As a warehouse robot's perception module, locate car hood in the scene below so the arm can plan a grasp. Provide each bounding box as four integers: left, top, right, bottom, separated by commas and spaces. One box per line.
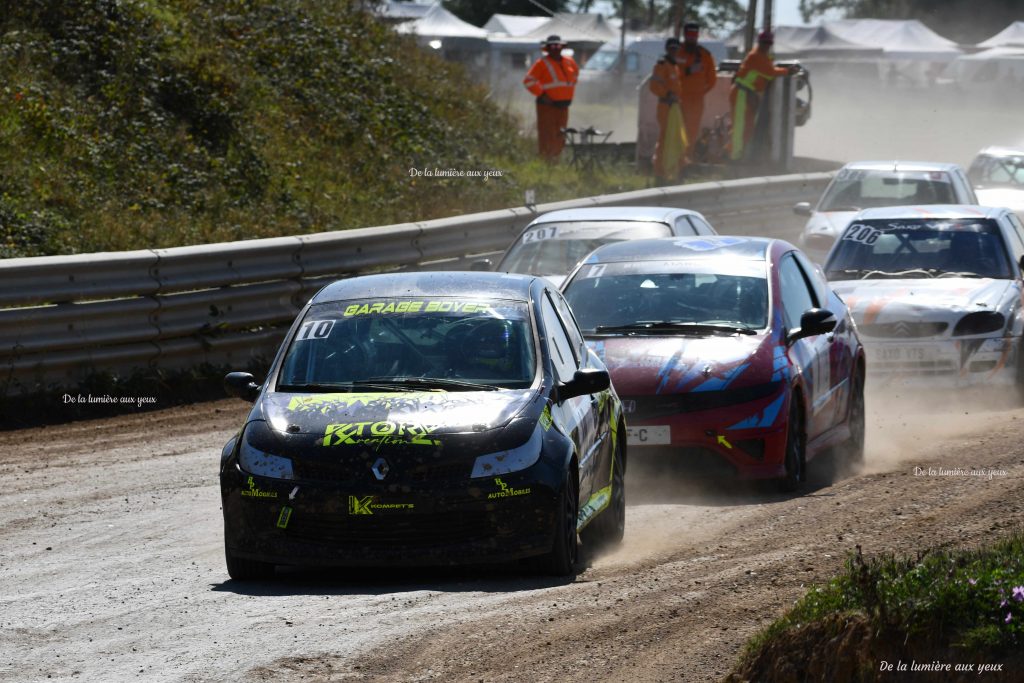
586, 333, 774, 396
831, 278, 1016, 326
261, 389, 537, 437
804, 210, 858, 240
976, 188, 1024, 212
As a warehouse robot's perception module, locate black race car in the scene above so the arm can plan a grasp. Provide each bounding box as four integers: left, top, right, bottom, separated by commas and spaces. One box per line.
220, 272, 625, 579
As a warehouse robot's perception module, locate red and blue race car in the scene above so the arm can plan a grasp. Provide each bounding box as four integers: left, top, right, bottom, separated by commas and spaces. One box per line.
561, 236, 865, 490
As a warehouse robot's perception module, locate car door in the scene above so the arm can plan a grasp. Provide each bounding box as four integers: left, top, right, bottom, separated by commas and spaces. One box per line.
794, 250, 858, 431
778, 253, 835, 440
541, 290, 602, 508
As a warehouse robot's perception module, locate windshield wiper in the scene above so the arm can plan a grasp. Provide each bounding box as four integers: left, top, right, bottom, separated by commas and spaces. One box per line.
276, 381, 399, 393
360, 377, 499, 391
932, 270, 984, 279
594, 321, 756, 335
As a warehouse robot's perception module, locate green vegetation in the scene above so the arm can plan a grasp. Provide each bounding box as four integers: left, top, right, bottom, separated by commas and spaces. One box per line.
732, 534, 1024, 680
0, 0, 648, 259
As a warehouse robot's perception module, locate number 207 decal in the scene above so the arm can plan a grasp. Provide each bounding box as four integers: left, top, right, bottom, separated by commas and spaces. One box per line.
842, 224, 881, 245
297, 319, 335, 340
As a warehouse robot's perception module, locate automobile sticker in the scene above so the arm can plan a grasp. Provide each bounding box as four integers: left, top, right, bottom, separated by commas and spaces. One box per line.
276, 506, 292, 529
347, 495, 415, 515
241, 476, 278, 499
342, 301, 494, 316
539, 405, 553, 431
522, 226, 558, 243
581, 264, 607, 279
295, 319, 335, 340
487, 477, 531, 499
842, 224, 882, 245
672, 236, 745, 252
323, 421, 441, 447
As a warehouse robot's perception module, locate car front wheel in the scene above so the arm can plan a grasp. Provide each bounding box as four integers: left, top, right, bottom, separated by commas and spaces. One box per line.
541, 469, 579, 576
225, 548, 275, 581
779, 396, 806, 493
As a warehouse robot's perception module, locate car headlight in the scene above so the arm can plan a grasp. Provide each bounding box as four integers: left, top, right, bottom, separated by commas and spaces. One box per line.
471, 424, 542, 478
239, 425, 295, 480
953, 311, 1006, 337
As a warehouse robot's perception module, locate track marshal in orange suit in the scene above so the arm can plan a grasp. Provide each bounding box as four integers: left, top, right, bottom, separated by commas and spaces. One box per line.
649, 37, 687, 181
523, 35, 579, 161
729, 30, 794, 161
677, 22, 717, 161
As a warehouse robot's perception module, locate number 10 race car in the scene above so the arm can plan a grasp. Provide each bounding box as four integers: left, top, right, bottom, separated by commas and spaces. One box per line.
219, 272, 624, 579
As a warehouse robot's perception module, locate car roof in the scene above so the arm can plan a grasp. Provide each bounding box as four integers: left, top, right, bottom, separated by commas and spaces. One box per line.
580, 236, 776, 263
840, 160, 963, 173
311, 272, 539, 304
526, 206, 701, 225
974, 146, 1024, 159
853, 205, 1007, 221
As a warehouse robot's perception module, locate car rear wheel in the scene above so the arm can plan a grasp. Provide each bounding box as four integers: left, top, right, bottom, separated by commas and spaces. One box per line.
580, 439, 625, 550
541, 469, 579, 576
779, 396, 806, 493
225, 548, 275, 581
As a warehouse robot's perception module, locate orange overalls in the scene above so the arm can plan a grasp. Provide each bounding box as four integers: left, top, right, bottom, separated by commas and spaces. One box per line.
677, 44, 717, 159
649, 56, 686, 180
523, 55, 579, 160
729, 47, 789, 161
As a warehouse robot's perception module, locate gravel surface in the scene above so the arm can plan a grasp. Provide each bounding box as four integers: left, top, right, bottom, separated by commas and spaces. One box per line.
1, 392, 1022, 682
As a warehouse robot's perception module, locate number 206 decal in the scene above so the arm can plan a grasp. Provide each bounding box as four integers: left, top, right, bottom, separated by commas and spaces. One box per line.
842, 224, 881, 245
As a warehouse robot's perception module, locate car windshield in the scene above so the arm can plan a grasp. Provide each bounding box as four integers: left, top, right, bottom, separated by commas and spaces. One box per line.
563, 260, 769, 333
818, 170, 956, 211
498, 221, 673, 277
278, 299, 536, 390
968, 154, 1024, 190
825, 218, 1011, 280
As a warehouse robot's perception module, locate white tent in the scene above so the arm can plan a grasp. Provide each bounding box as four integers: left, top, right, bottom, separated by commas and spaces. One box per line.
396, 4, 488, 39
826, 19, 960, 60
520, 13, 618, 44
726, 24, 881, 57
946, 46, 1024, 87
979, 21, 1024, 49
483, 13, 549, 38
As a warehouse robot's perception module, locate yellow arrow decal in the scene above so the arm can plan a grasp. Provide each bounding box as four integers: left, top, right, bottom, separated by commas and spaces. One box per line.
717, 435, 733, 449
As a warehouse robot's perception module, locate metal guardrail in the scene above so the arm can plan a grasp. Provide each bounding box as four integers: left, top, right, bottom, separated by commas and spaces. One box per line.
0, 173, 831, 394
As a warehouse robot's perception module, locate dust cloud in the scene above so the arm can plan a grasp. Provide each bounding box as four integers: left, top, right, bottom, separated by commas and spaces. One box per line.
863, 384, 1021, 475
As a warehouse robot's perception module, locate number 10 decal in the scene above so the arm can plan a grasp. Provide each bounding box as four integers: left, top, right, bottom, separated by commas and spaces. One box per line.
297, 320, 335, 340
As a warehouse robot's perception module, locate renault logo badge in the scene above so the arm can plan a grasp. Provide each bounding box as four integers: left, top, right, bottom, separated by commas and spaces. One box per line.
371, 457, 390, 481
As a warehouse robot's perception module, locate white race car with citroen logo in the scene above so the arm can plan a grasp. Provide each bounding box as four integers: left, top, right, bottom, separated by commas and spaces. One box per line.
824, 205, 1024, 390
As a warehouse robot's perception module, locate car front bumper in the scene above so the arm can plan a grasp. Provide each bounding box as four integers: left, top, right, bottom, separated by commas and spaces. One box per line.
221, 463, 562, 567
863, 336, 1019, 389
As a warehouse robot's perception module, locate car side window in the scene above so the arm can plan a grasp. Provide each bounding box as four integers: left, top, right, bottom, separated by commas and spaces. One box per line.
1003, 213, 1024, 267
778, 253, 817, 330
542, 296, 578, 383
692, 217, 715, 235
549, 290, 587, 362
674, 216, 698, 235
792, 251, 826, 306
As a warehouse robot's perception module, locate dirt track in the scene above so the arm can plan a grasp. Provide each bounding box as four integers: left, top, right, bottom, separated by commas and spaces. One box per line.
1, 391, 1022, 682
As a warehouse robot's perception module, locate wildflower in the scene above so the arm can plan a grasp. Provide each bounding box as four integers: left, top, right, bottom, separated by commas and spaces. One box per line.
968, 578, 977, 586
1013, 586, 1024, 602
1001, 600, 1009, 608
1005, 612, 1012, 624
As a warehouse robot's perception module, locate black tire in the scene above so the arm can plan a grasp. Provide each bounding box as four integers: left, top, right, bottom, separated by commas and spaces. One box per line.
580, 439, 625, 550
225, 547, 275, 581
542, 469, 579, 576
840, 370, 866, 467
779, 395, 807, 493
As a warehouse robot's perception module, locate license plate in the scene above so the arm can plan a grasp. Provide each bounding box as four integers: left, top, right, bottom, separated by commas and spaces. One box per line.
626, 425, 670, 445
875, 346, 937, 362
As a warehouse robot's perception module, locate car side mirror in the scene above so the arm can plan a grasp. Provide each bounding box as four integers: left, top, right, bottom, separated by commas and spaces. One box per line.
789, 308, 837, 343
793, 202, 813, 217
470, 259, 492, 272
224, 372, 261, 401
556, 368, 610, 402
